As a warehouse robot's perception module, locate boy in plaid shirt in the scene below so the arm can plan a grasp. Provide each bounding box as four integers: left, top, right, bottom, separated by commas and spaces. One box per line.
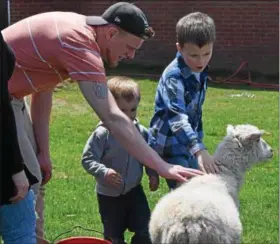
149, 12, 219, 190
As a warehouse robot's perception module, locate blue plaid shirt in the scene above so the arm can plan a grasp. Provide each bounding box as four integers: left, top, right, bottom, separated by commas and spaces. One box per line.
148, 52, 208, 158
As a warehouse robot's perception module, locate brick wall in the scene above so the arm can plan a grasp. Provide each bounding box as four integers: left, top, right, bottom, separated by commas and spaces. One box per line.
10, 0, 279, 75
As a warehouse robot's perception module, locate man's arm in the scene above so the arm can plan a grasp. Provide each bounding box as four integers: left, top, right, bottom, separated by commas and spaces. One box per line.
30, 90, 53, 184
78, 80, 204, 181
78, 81, 162, 170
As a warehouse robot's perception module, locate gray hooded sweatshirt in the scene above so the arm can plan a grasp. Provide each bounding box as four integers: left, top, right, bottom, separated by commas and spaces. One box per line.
81, 119, 158, 196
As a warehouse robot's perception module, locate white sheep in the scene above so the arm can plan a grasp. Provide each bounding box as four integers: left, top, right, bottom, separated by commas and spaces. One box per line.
149, 124, 273, 244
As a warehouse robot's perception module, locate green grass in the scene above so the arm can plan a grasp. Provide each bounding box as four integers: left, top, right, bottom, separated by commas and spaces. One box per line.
45, 80, 278, 244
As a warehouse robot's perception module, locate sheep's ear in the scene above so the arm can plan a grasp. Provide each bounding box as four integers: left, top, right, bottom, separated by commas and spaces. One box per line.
226, 124, 235, 135
234, 137, 242, 148
245, 131, 263, 141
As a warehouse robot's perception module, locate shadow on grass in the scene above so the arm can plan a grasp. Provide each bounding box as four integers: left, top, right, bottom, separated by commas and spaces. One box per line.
58, 63, 278, 93
106, 63, 278, 92
207, 82, 278, 92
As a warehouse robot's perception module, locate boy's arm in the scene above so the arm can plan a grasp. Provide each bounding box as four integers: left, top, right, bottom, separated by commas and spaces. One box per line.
139, 124, 159, 177
145, 166, 159, 177
162, 76, 205, 156
81, 127, 109, 179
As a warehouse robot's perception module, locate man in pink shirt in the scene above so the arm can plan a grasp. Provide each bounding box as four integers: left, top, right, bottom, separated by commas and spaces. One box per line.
3, 2, 203, 243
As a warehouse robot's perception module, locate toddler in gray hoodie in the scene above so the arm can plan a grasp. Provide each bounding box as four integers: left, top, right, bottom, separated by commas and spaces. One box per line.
81, 76, 159, 244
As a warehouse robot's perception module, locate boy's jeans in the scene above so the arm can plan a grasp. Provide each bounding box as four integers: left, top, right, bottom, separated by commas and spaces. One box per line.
0, 190, 36, 244
97, 185, 152, 244
164, 155, 198, 190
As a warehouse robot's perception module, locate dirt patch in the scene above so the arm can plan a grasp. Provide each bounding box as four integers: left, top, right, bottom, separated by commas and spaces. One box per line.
53, 98, 68, 107
53, 171, 68, 179
71, 104, 90, 115
53, 98, 90, 115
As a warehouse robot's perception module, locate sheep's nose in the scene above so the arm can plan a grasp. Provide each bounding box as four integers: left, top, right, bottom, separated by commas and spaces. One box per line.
269, 148, 273, 157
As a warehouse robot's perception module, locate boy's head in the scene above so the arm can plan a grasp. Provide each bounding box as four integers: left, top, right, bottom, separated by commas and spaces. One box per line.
176, 12, 216, 72
107, 76, 140, 121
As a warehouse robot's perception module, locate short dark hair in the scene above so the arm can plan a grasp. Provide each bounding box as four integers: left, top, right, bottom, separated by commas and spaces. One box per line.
176, 12, 216, 48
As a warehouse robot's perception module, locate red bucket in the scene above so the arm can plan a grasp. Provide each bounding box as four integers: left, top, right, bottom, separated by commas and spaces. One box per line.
53, 226, 112, 244
56, 236, 111, 244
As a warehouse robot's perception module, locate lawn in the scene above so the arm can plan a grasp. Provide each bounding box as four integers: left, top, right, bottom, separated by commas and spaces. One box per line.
45, 79, 278, 244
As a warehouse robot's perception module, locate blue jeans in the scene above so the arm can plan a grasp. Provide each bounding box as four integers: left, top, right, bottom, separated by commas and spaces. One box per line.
164, 155, 198, 190
0, 190, 36, 244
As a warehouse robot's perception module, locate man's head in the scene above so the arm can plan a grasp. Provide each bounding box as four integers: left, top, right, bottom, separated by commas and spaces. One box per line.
176, 12, 216, 72
107, 76, 140, 121
87, 2, 155, 68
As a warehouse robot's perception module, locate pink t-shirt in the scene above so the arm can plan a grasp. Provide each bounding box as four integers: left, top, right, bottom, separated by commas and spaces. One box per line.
2, 12, 106, 99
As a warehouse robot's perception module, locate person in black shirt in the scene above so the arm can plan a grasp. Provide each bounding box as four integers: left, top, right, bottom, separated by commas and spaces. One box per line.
0, 31, 38, 243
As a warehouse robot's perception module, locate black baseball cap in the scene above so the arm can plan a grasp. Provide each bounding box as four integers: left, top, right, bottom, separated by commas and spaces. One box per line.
86, 2, 155, 40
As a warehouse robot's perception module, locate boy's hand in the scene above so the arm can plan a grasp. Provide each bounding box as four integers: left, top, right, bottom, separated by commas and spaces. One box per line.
196, 150, 219, 174
149, 176, 159, 191
104, 169, 123, 186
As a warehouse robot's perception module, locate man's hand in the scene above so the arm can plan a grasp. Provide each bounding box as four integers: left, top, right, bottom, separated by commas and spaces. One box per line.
104, 169, 123, 187
149, 176, 159, 191
157, 163, 205, 182
38, 153, 53, 185
10, 170, 29, 203
196, 150, 219, 174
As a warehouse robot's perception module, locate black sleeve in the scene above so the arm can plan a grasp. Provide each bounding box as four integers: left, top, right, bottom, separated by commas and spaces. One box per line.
0, 32, 25, 175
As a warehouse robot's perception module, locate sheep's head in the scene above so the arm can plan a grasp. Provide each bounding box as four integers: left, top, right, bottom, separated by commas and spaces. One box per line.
224, 124, 273, 165
214, 124, 273, 172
